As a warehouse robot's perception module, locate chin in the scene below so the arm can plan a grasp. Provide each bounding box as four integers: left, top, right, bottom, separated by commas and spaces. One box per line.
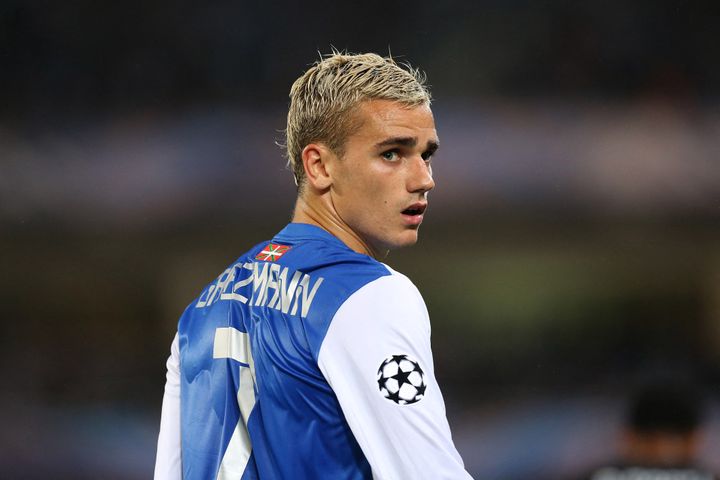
385, 231, 420, 251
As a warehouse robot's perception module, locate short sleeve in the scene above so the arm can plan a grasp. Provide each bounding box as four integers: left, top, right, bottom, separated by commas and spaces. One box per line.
317, 273, 473, 480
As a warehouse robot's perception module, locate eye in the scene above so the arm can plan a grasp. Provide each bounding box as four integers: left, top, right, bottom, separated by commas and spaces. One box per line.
421, 147, 437, 162
422, 143, 439, 162
381, 150, 400, 162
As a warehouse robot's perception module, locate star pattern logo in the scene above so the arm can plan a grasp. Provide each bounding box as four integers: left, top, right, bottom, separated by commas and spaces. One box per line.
376, 354, 427, 405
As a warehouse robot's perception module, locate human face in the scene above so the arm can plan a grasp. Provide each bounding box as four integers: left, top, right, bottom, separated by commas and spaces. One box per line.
328, 99, 438, 256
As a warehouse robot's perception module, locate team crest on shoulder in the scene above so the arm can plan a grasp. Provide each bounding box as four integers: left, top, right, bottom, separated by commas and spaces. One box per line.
377, 354, 426, 405
255, 243, 291, 262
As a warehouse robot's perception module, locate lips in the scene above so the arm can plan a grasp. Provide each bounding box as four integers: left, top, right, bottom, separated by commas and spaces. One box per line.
402, 202, 427, 216
401, 203, 427, 227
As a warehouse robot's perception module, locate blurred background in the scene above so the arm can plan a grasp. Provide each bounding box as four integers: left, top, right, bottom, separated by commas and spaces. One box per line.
2, 1, 719, 478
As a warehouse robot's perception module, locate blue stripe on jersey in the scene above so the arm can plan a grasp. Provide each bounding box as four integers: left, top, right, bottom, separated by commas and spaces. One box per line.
178, 223, 391, 479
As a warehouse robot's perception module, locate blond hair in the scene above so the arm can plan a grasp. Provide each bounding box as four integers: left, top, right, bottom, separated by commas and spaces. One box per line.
285, 52, 431, 188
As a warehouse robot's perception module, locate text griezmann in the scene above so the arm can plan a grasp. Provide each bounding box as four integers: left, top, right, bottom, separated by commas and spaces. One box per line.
196, 262, 324, 318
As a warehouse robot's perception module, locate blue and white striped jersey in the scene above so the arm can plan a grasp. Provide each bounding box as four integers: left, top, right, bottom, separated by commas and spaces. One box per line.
155, 223, 471, 479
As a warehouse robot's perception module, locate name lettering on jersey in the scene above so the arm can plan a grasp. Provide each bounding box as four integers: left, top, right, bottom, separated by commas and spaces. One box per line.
196, 262, 324, 318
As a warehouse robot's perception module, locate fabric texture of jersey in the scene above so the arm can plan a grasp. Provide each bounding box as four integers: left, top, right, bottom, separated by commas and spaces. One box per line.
154, 223, 472, 480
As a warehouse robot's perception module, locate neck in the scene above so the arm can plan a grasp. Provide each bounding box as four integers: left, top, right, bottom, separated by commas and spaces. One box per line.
292, 194, 384, 259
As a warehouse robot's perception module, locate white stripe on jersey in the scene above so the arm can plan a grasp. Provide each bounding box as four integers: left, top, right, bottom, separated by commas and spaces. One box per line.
213, 327, 252, 364
213, 327, 257, 480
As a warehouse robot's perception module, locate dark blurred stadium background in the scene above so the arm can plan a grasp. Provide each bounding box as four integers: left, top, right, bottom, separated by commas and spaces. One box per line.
2, 1, 719, 478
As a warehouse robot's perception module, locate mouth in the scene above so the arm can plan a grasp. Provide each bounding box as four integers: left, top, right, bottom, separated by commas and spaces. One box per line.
402, 206, 425, 216
401, 202, 427, 225
402, 202, 427, 216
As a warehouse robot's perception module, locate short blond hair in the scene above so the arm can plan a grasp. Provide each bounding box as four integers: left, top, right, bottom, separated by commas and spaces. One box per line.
285, 52, 431, 188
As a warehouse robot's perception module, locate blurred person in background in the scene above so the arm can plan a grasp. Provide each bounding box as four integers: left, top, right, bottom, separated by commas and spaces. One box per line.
153, 52, 472, 479
581, 377, 716, 480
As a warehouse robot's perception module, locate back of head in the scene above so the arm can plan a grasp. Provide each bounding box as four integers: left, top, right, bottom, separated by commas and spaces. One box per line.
285, 52, 431, 189
621, 378, 706, 469
626, 379, 703, 436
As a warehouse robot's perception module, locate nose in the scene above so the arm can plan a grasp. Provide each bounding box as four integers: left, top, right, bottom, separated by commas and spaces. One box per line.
408, 156, 435, 194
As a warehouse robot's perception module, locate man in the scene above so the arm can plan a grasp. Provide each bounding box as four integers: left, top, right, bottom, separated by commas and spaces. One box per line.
154, 52, 472, 479
582, 379, 716, 480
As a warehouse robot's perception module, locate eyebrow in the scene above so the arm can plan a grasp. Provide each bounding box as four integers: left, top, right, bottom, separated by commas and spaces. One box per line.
375, 136, 440, 153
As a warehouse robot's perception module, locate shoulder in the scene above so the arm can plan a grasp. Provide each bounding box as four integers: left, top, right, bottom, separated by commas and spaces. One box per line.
342, 266, 426, 314
378, 264, 423, 297
319, 265, 431, 360
274, 231, 399, 309
285, 238, 390, 281
295, 258, 427, 361
331, 268, 429, 331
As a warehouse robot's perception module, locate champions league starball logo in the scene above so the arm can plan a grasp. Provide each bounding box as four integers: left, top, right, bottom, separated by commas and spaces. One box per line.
377, 354, 426, 405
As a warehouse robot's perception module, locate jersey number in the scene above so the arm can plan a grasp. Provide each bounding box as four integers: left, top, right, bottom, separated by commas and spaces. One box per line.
213, 327, 257, 479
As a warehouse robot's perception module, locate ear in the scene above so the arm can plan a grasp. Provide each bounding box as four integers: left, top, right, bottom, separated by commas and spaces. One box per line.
301, 143, 334, 190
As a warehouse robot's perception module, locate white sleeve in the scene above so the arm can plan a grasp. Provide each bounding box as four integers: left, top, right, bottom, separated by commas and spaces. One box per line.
154, 333, 182, 480
317, 272, 473, 480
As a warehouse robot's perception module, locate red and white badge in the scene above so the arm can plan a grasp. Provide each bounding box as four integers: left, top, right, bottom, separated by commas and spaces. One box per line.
255, 243, 291, 262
